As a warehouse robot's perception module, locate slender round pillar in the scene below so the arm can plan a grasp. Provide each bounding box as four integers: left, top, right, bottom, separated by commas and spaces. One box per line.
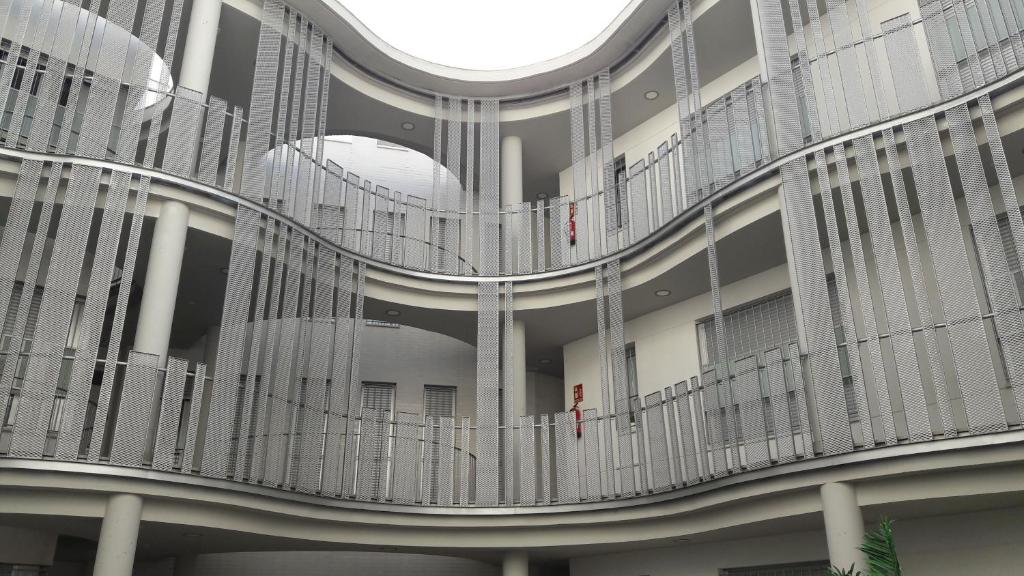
512, 320, 527, 416
511, 319, 527, 502
501, 135, 523, 208
502, 551, 529, 576
179, 0, 223, 94
93, 494, 143, 576
135, 200, 190, 367
821, 482, 866, 572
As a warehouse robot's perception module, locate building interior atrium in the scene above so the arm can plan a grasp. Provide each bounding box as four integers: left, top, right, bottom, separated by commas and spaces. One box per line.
0, 0, 1024, 574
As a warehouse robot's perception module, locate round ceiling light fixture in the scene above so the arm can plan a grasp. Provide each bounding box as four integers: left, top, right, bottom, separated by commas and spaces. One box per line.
536, 193, 548, 200
401, 121, 415, 131
539, 358, 552, 365
385, 309, 401, 317
655, 289, 672, 297
644, 90, 659, 100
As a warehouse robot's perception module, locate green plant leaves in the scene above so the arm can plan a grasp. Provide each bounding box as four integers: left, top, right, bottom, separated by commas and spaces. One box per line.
859, 517, 901, 576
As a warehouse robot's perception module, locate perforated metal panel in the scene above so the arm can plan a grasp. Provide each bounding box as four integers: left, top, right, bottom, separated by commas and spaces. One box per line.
10, 165, 100, 458
535, 204, 547, 272
539, 413, 551, 504
203, 207, 261, 477
88, 174, 153, 460
903, 117, 1006, 434
519, 415, 536, 505
475, 282, 500, 505
882, 15, 930, 112
321, 257, 354, 496
764, 347, 795, 463
779, 158, 852, 454
180, 364, 207, 474
53, 166, 128, 460
341, 262, 367, 496
605, 261, 635, 494
948, 102, 1024, 425
580, 408, 601, 500
593, 268, 614, 497
756, 0, 803, 154
110, 352, 159, 467
459, 416, 471, 504
673, 381, 699, 482
644, 391, 671, 490
163, 87, 204, 177
813, 149, 877, 445
389, 412, 419, 504
553, 411, 580, 503
296, 245, 335, 494
356, 407, 386, 501
420, 416, 436, 504
502, 282, 515, 504
733, 355, 770, 469
979, 95, 1024, 418
880, 128, 956, 437
853, 136, 933, 442
152, 358, 188, 471
479, 99, 500, 276
598, 71, 618, 250
198, 98, 227, 187
436, 416, 455, 506
705, 205, 739, 471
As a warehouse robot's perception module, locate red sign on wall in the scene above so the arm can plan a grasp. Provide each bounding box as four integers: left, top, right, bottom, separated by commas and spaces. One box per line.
573, 383, 584, 404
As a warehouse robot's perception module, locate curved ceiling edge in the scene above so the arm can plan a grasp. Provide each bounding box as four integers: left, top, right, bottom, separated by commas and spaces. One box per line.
271, 0, 677, 99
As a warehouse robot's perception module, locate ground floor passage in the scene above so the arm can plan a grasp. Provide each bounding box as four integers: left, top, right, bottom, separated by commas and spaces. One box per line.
0, 503, 1021, 576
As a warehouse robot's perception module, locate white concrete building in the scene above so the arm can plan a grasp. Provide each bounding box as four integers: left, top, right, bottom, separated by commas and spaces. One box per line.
0, 0, 1023, 575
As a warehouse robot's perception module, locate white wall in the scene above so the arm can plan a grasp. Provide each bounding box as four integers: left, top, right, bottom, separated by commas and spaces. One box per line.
562, 263, 791, 413
570, 505, 1024, 576
361, 323, 477, 421
527, 370, 565, 414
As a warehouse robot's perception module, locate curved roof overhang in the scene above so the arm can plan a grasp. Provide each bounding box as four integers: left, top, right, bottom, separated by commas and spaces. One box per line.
286, 0, 677, 99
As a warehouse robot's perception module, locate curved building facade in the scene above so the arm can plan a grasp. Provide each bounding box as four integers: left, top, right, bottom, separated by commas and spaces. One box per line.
1, 0, 1024, 574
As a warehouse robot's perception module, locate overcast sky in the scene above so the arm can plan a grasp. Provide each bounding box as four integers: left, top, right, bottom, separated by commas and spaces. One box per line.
340, 0, 633, 71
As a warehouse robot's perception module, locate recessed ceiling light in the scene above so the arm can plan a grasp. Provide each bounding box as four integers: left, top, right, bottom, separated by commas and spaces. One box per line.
536, 193, 548, 200
401, 121, 415, 131
539, 358, 552, 364
385, 309, 401, 317
644, 90, 659, 100
655, 289, 671, 297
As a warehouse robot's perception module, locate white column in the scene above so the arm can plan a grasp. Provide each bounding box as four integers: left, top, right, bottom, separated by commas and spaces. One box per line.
135, 200, 190, 367
93, 494, 143, 576
821, 482, 866, 572
513, 320, 527, 416
501, 135, 524, 208
502, 551, 529, 576
511, 319, 526, 503
179, 0, 223, 94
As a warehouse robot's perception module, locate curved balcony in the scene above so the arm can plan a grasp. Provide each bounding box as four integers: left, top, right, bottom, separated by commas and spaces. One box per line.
1, 0, 1024, 532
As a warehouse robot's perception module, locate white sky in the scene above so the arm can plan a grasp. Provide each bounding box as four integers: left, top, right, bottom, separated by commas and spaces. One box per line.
340, 0, 634, 71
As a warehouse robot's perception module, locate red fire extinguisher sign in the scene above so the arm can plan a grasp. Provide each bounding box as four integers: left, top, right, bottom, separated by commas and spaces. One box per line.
572, 384, 584, 438
569, 202, 577, 245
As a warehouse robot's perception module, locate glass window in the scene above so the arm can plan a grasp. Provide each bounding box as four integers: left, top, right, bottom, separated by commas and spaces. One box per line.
423, 385, 456, 418
625, 343, 639, 423
947, 14, 969, 61
613, 154, 626, 229
965, 5, 990, 46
